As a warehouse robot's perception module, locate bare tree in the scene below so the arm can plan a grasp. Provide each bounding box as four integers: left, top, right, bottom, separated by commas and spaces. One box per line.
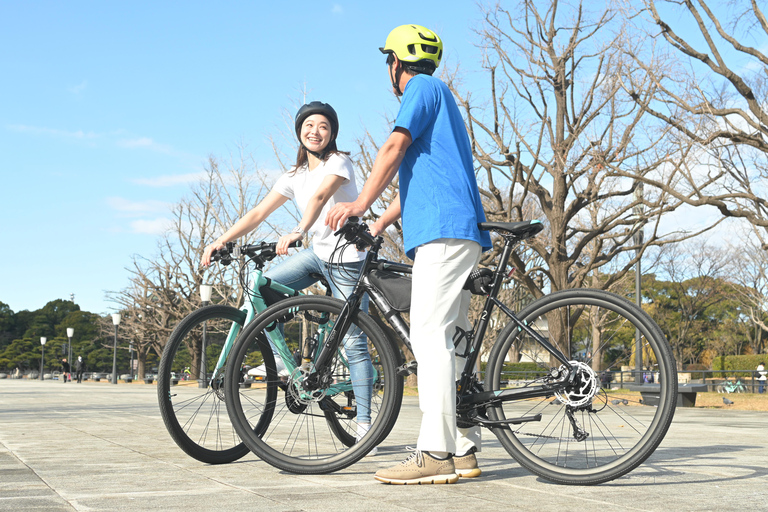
109, 151, 288, 375
651, 241, 731, 367
727, 226, 768, 353
443, 0, 713, 361
629, 0, 768, 232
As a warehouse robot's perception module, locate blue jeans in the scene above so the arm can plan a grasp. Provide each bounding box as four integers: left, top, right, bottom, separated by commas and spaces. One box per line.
266, 248, 373, 423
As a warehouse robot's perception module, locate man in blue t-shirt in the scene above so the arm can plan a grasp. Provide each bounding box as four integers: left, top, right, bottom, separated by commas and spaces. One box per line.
326, 24, 491, 485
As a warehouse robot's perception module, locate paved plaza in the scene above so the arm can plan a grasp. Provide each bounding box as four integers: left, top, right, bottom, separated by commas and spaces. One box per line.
0, 379, 766, 511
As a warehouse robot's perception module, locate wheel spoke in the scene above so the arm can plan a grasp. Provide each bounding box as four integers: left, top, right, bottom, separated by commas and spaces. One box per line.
157, 305, 248, 463
485, 289, 676, 484
226, 296, 402, 473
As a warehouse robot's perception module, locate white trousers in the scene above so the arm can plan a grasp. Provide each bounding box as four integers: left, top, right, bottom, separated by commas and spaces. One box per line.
411, 238, 482, 455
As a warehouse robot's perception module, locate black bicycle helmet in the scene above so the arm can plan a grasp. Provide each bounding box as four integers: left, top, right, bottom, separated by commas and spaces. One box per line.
294, 101, 339, 141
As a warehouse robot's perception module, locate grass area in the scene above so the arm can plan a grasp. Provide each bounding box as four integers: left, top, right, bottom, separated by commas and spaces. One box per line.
692, 392, 768, 411
403, 386, 768, 411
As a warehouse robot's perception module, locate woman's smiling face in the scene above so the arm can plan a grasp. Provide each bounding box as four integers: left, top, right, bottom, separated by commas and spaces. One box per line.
300, 114, 332, 153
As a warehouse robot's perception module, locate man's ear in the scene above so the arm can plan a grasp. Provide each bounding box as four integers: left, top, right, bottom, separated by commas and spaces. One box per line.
392, 54, 401, 71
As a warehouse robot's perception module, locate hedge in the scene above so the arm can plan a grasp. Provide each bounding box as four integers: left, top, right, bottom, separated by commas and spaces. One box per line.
711, 355, 766, 378
479, 361, 548, 378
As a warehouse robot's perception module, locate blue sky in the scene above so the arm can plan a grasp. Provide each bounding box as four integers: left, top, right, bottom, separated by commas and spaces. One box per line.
0, 1, 486, 315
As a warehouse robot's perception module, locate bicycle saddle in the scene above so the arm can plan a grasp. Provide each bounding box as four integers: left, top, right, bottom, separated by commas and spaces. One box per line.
478, 220, 544, 239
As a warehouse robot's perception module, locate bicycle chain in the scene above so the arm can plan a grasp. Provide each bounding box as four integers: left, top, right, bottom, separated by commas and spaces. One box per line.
512, 429, 564, 440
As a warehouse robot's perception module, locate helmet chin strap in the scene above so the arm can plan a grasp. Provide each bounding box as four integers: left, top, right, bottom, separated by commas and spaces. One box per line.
389, 61, 403, 97
303, 145, 324, 159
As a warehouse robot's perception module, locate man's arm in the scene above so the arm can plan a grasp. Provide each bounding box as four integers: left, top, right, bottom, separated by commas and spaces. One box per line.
325, 127, 411, 230
370, 192, 401, 236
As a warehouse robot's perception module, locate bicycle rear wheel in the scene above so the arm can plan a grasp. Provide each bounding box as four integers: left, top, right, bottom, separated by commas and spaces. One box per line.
158, 304, 251, 464
225, 295, 403, 474
485, 288, 677, 485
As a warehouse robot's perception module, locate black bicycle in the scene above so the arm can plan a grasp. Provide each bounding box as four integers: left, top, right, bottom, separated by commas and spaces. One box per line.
224, 218, 677, 485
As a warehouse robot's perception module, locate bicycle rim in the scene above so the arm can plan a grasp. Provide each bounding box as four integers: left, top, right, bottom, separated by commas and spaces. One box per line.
225, 295, 402, 474
158, 305, 250, 464
485, 288, 677, 485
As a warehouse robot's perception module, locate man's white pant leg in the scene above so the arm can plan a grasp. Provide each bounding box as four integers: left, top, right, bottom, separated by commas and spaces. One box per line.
455, 288, 482, 456
411, 238, 481, 454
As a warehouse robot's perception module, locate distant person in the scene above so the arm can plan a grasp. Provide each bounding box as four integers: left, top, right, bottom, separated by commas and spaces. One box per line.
757, 362, 766, 394
76, 356, 85, 384
61, 358, 70, 383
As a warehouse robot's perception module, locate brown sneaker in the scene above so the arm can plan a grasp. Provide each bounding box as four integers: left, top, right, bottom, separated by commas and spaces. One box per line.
374, 450, 459, 485
454, 448, 482, 478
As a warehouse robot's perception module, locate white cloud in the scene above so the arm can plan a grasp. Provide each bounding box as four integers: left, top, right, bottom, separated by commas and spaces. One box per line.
6, 124, 99, 139
117, 137, 175, 154
107, 197, 171, 216
69, 80, 88, 94
332, 4, 343, 14
6, 125, 188, 159
132, 172, 207, 187
129, 217, 174, 235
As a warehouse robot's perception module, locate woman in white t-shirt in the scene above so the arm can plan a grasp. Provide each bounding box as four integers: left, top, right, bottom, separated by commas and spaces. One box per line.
201, 101, 374, 443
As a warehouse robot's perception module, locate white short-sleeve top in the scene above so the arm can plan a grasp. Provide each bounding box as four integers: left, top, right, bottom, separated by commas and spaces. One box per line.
272, 153, 366, 263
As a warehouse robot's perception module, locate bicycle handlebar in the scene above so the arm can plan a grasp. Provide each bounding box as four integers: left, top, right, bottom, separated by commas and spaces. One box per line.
333, 217, 379, 250
211, 240, 303, 267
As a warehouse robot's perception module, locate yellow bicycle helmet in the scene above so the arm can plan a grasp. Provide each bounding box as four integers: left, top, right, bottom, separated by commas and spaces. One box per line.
379, 24, 443, 73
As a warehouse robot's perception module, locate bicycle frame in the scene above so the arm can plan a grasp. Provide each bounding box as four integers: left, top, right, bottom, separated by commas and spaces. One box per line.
208, 268, 298, 384
210, 266, 359, 398
309, 227, 575, 417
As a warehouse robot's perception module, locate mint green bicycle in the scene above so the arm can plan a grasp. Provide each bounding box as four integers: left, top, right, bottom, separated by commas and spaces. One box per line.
158, 240, 309, 464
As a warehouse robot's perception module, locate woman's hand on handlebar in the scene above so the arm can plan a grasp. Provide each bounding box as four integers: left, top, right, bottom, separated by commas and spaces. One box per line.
276, 232, 303, 256
201, 240, 226, 268
369, 220, 385, 237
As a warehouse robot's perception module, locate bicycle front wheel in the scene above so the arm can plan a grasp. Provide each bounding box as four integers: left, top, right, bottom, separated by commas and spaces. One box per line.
485, 288, 677, 485
158, 304, 250, 464
225, 295, 403, 474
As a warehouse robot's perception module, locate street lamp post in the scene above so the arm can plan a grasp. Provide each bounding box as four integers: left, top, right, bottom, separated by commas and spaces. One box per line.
66, 327, 74, 383
129, 343, 134, 381
199, 284, 212, 388
633, 183, 645, 385
40, 337, 47, 380
111, 314, 121, 385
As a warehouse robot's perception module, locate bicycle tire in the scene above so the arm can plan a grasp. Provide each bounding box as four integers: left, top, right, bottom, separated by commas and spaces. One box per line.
225, 295, 403, 474
158, 304, 252, 464
485, 288, 677, 485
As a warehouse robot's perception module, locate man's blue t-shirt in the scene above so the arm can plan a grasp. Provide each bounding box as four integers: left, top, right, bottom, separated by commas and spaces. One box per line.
394, 74, 492, 259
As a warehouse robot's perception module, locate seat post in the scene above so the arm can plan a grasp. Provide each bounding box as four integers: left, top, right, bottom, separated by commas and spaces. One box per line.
488, 236, 518, 296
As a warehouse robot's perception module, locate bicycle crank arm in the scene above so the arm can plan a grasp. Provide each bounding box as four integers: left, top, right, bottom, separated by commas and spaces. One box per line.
460, 385, 561, 407
475, 413, 542, 429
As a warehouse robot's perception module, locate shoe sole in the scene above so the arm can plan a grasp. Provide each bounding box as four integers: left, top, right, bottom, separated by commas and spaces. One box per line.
456, 468, 482, 478
374, 473, 459, 485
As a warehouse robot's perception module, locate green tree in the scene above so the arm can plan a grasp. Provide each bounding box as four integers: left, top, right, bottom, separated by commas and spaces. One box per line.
0, 301, 16, 350
22, 299, 80, 339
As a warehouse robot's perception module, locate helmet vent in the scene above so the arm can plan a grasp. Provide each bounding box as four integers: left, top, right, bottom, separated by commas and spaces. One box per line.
417, 30, 437, 42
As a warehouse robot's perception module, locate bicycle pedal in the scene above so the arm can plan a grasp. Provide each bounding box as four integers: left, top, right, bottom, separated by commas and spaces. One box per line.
396, 361, 418, 377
